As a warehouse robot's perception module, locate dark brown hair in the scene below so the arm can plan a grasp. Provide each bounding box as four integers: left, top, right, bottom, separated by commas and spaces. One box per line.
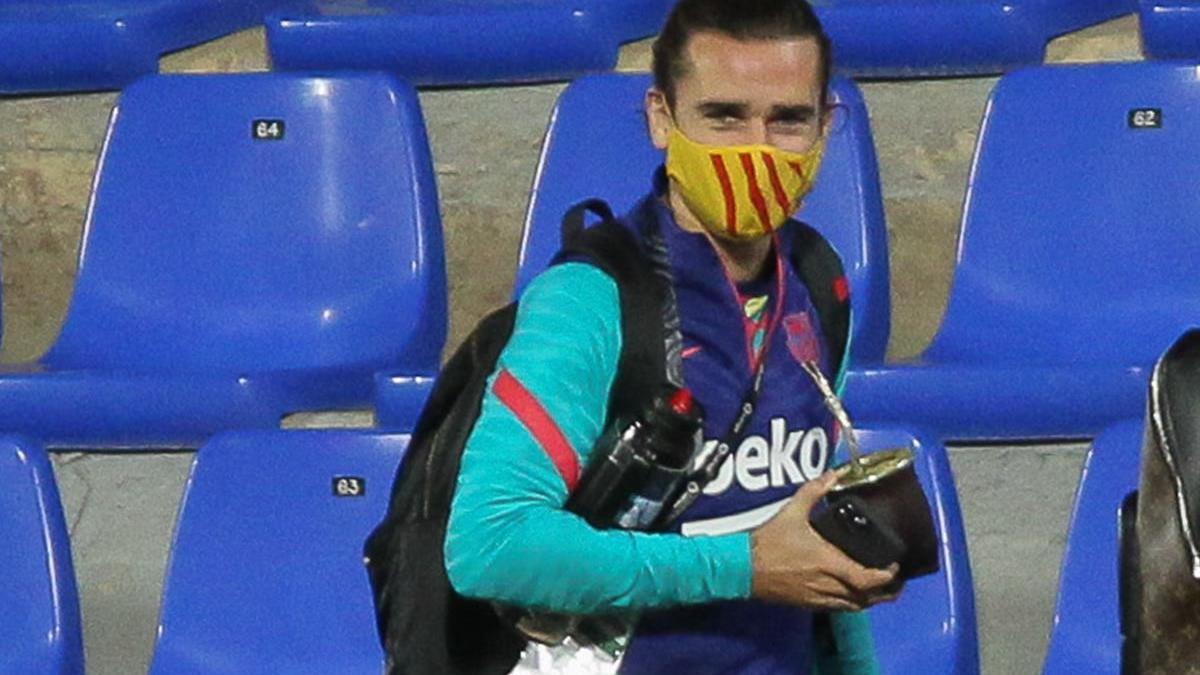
651, 0, 832, 108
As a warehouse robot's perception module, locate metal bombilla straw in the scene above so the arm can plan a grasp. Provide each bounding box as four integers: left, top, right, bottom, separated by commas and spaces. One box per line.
800, 360, 865, 479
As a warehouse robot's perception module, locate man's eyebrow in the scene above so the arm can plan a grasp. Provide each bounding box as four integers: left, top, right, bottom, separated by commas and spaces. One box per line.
696, 101, 749, 117
769, 104, 818, 119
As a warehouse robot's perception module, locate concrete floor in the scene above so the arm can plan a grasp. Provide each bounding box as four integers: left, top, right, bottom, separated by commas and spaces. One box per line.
0, 13, 1146, 675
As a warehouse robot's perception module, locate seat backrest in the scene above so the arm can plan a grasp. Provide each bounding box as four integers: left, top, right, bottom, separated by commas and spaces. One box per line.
1043, 419, 1142, 675
1139, 0, 1200, 60
856, 428, 980, 675
44, 72, 445, 375
516, 73, 891, 365
928, 63, 1200, 367
0, 1, 277, 94
0, 436, 83, 674
152, 430, 410, 674
266, 0, 673, 87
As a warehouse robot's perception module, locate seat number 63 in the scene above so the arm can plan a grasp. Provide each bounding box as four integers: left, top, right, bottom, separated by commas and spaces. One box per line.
333, 476, 366, 497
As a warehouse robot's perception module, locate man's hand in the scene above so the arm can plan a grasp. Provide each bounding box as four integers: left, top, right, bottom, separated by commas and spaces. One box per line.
750, 472, 901, 611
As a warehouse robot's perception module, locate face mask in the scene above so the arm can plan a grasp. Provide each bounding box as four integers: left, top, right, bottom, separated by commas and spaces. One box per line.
664, 126, 825, 240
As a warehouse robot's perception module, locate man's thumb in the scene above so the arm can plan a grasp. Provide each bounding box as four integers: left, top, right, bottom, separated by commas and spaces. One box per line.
791, 471, 838, 516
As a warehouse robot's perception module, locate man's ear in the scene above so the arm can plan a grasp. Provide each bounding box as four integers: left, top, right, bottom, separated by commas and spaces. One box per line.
645, 87, 673, 150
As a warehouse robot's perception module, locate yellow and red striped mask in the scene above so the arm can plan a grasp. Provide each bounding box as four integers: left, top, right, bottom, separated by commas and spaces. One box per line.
665, 126, 825, 240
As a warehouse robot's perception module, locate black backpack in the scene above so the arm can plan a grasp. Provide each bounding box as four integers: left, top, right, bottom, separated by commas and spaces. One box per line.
363, 202, 851, 675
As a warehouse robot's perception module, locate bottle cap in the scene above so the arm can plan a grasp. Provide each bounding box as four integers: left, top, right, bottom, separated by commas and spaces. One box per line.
668, 388, 695, 416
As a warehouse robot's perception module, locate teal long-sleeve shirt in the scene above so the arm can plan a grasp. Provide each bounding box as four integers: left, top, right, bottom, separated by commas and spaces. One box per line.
445, 263, 753, 612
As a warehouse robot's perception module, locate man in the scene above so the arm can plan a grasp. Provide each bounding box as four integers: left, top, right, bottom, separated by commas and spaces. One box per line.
445, 0, 900, 671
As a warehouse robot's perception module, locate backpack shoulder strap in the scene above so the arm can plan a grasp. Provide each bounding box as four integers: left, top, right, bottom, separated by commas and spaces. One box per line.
560, 198, 617, 244
788, 222, 852, 375
553, 202, 665, 423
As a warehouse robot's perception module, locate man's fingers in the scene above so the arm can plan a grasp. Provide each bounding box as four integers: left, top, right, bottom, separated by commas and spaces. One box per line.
812, 573, 860, 600
816, 569, 886, 608
819, 549, 899, 594
869, 580, 905, 606
807, 580, 865, 611
859, 587, 903, 608
804, 531, 898, 594
815, 597, 864, 612
870, 590, 902, 606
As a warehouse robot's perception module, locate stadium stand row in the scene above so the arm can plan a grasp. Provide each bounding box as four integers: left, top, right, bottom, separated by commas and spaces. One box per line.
266, 0, 675, 86
812, 0, 1135, 77
4, 38, 1196, 674
3, 69, 978, 673
0, 1, 279, 93
9, 0, 1200, 92
145, 428, 975, 674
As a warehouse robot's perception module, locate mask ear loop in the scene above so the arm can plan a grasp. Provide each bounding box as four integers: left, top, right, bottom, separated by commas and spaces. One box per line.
788, 98, 839, 221
661, 100, 684, 144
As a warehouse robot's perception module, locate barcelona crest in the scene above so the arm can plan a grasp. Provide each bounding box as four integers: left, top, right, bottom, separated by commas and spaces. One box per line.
783, 312, 822, 365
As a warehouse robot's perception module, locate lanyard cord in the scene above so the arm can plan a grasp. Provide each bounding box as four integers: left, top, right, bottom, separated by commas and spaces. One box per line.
661, 238, 790, 525
663, 320, 776, 525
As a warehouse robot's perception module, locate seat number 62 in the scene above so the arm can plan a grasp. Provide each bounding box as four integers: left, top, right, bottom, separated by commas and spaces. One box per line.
1129, 108, 1162, 129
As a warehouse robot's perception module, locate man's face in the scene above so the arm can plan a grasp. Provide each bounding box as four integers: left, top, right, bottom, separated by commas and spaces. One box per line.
647, 31, 828, 154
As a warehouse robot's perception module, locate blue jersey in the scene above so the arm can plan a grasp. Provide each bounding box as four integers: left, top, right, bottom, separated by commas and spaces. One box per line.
618, 187, 838, 675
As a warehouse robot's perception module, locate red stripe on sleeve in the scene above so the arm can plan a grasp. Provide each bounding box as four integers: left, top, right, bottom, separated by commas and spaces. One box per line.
739, 152, 774, 233
710, 154, 740, 236
493, 369, 581, 492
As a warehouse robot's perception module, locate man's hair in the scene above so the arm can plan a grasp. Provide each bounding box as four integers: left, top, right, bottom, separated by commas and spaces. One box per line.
651, 0, 832, 108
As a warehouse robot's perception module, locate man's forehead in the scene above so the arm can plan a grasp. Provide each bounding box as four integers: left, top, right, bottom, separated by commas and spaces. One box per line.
678, 31, 822, 106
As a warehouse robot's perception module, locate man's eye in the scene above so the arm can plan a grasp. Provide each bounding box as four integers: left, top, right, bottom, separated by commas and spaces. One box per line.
770, 118, 815, 133
773, 113, 814, 125
706, 113, 742, 126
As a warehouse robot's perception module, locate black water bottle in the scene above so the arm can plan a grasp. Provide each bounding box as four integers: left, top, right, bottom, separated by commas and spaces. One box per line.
565, 386, 704, 531
507, 386, 705, 648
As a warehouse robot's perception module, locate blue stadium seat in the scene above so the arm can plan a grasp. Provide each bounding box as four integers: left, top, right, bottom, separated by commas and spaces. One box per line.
150, 428, 972, 674
843, 63, 1200, 441
266, 0, 673, 86
852, 428, 979, 675
1140, 0, 1200, 60
0, 73, 446, 450
0, 436, 84, 674
0, 1, 281, 94
1043, 419, 1142, 675
151, 430, 409, 674
517, 73, 891, 366
814, 0, 1134, 77
373, 371, 436, 431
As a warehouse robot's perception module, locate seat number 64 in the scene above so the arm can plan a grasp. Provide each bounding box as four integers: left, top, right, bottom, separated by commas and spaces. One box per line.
253, 119, 286, 140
